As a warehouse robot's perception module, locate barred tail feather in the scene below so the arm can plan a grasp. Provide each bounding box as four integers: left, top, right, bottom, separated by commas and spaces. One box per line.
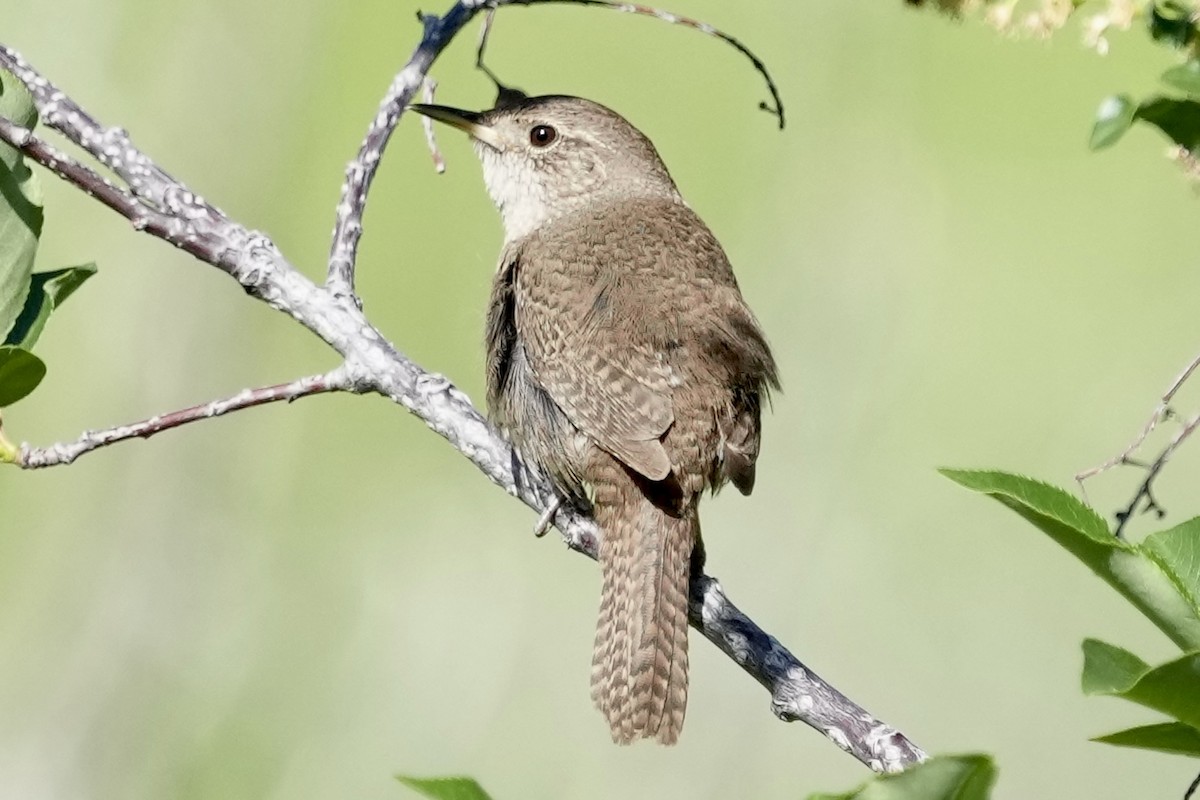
590, 466, 696, 745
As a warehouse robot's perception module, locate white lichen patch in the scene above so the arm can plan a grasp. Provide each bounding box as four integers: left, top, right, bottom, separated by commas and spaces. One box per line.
826, 727, 851, 751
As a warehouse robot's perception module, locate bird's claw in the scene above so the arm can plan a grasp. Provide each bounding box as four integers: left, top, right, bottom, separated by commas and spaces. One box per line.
533, 495, 563, 538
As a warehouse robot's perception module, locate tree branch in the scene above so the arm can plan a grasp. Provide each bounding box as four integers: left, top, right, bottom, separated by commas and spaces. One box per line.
325, 0, 492, 299
15, 371, 349, 468
0, 0, 923, 772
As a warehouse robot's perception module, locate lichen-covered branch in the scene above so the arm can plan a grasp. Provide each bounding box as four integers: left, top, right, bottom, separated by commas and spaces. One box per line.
325, 0, 492, 298
0, 0, 923, 772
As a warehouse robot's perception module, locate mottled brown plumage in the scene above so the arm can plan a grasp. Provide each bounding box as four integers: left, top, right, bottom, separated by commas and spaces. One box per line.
413, 95, 777, 744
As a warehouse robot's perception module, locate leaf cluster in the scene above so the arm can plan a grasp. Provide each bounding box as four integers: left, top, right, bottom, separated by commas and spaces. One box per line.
1092, 2, 1200, 156
0, 67, 95, 435
937, 471, 1200, 785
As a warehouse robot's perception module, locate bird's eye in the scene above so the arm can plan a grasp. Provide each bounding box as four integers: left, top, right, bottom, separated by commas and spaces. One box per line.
530, 125, 557, 147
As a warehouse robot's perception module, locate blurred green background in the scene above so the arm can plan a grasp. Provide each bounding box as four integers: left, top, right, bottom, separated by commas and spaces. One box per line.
4, 1, 1199, 798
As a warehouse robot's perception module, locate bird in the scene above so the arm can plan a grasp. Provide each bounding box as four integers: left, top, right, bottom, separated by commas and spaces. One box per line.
412, 94, 777, 744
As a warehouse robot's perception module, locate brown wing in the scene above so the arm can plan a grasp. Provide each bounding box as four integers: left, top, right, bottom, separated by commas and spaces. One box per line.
721, 387, 764, 495
709, 305, 777, 495
512, 229, 674, 482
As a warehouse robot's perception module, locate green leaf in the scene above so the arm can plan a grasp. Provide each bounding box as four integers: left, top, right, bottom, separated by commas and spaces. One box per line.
1091, 95, 1137, 150
0, 68, 36, 132
1112, 652, 1200, 729
1093, 721, 1200, 757
1082, 639, 1151, 694
941, 470, 1200, 650
0, 344, 45, 406
1135, 97, 1200, 151
1161, 61, 1200, 95
1142, 517, 1200, 613
806, 754, 996, 800
1093, 93, 1200, 154
4, 263, 97, 348
940, 470, 1113, 540
396, 776, 493, 800
1083, 643, 1200, 730
0, 67, 43, 343
1150, 1, 1199, 48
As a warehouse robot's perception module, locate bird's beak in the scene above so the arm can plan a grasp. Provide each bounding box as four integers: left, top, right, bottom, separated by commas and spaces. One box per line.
409, 104, 504, 150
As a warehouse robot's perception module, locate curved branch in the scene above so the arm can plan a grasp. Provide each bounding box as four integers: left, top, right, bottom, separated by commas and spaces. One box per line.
327, 0, 784, 299
326, 0, 491, 298
0, 0, 923, 772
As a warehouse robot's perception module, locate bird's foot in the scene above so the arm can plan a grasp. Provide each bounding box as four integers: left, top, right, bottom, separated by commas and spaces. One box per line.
532, 495, 563, 538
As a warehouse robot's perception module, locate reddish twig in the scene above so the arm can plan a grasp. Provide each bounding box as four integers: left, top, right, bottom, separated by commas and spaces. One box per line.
18, 371, 349, 469
0, 118, 225, 265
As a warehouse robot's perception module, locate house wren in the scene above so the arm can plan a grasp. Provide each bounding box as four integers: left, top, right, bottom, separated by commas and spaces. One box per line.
412, 95, 777, 745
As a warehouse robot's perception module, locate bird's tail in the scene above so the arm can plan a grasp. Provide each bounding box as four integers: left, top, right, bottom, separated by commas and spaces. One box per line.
589, 463, 695, 745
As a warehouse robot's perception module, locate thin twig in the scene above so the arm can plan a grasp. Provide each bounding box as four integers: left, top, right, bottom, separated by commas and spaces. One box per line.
420, 77, 447, 173
18, 371, 350, 469
0, 3, 921, 772
474, 5, 505, 92
1113, 410, 1200, 538
478, 2, 497, 66
1185, 769, 1200, 800
504, 0, 785, 128
470, 4, 530, 106
1073, 352, 1200, 535
1075, 352, 1200, 484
